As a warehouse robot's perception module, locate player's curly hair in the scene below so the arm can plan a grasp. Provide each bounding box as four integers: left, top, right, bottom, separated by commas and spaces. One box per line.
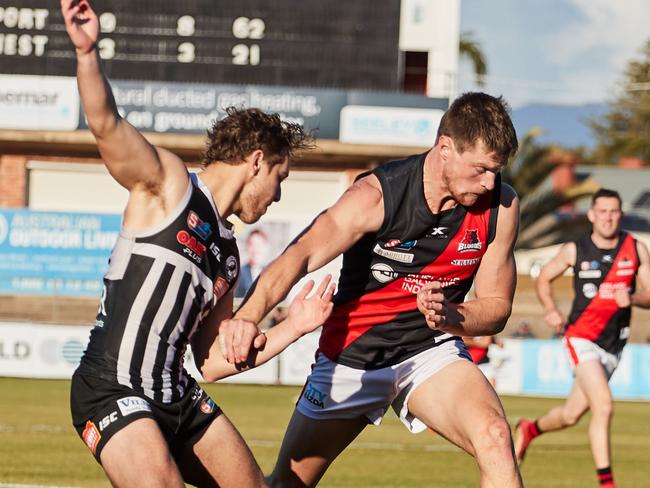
435, 92, 518, 164
202, 107, 315, 166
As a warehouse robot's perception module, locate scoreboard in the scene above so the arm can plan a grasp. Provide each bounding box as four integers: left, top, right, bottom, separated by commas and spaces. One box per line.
0, 1, 402, 91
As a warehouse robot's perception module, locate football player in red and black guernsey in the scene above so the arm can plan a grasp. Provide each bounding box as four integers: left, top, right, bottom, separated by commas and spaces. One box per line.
220, 92, 523, 487
515, 188, 650, 488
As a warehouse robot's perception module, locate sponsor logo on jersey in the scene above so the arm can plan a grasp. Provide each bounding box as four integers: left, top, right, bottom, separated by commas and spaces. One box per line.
578, 270, 602, 279
402, 275, 459, 294
82, 421, 101, 454
190, 385, 203, 402
618, 257, 634, 269
372, 244, 414, 263
580, 260, 600, 271
177, 230, 206, 263
303, 382, 327, 408
213, 277, 229, 300
187, 211, 212, 241
225, 255, 238, 282
602, 254, 613, 263
383, 239, 417, 251
451, 257, 481, 266
209, 242, 222, 261
200, 397, 217, 414
582, 283, 598, 299
427, 226, 448, 239
117, 396, 152, 416
98, 411, 118, 432
371, 263, 397, 283
457, 229, 482, 252
615, 269, 635, 277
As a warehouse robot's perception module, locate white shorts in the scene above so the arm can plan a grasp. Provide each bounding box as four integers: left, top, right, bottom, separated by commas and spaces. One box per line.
296, 339, 471, 433
563, 337, 620, 379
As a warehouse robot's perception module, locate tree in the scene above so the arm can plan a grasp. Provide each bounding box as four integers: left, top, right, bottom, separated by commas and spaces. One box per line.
503, 129, 598, 250
590, 39, 650, 164
459, 32, 487, 88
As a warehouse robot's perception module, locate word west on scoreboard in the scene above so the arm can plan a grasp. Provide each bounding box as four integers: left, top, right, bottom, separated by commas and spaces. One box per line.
0, 1, 401, 90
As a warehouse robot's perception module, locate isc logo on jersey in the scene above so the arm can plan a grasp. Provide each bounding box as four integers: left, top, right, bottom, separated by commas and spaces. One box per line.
187, 211, 212, 241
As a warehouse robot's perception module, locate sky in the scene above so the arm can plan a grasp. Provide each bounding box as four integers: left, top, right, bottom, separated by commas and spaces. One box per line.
457, 0, 650, 108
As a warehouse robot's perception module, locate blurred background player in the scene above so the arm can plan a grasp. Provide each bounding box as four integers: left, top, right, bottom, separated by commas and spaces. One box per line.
463, 335, 503, 388
515, 188, 650, 488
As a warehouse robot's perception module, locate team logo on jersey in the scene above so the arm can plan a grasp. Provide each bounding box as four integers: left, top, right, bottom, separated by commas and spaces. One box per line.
427, 226, 448, 239
582, 283, 598, 299
225, 255, 238, 282
213, 277, 229, 300
303, 382, 327, 408
373, 244, 414, 264
457, 229, 482, 252
187, 211, 212, 241
177, 230, 207, 263
82, 421, 101, 454
371, 263, 398, 283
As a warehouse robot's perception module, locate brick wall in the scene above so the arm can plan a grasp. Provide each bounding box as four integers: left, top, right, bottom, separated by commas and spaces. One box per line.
0, 155, 27, 208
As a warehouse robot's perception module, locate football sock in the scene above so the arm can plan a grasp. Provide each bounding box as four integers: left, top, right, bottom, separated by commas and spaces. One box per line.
597, 466, 615, 487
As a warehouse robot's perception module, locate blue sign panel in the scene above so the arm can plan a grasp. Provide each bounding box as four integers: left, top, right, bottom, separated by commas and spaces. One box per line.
521, 339, 650, 400
0, 209, 120, 297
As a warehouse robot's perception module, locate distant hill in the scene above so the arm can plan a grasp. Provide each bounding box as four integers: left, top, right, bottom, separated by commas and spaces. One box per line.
511, 103, 608, 149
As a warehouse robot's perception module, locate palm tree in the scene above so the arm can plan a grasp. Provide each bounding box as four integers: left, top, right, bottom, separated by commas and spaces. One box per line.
503, 129, 599, 249
459, 32, 487, 87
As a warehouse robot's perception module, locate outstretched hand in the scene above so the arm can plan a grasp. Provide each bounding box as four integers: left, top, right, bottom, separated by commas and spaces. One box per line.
286, 275, 336, 336
60, 0, 99, 54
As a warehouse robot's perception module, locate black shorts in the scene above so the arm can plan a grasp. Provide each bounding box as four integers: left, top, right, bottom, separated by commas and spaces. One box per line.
70, 370, 222, 463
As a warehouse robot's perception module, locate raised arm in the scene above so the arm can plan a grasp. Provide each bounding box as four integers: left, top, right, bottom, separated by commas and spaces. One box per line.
61, 0, 187, 200
219, 174, 385, 363
535, 241, 576, 331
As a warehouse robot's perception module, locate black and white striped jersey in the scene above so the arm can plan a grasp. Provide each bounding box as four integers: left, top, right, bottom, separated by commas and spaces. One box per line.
77, 173, 239, 403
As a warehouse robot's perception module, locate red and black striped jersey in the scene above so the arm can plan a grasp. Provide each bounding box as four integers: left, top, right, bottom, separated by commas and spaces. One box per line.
566, 232, 639, 355
319, 153, 500, 369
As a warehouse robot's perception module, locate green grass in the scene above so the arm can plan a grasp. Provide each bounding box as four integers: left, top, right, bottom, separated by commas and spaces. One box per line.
1, 378, 649, 487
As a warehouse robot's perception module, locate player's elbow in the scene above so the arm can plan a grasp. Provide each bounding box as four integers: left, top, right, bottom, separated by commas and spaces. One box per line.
493, 300, 512, 333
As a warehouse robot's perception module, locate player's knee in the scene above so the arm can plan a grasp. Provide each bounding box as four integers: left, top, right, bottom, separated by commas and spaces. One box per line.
591, 400, 613, 420
562, 408, 583, 427
474, 414, 512, 454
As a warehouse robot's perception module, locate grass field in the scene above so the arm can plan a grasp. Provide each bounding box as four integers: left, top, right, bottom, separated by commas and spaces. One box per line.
1, 378, 649, 487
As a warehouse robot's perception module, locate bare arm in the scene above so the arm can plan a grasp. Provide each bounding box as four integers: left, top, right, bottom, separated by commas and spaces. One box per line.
61, 1, 187, 204
220, 175, 385, 363
535, 242, 576, 330
197, 278, 335, 381
418, 184, 520, 336
631, 241, 650, 308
